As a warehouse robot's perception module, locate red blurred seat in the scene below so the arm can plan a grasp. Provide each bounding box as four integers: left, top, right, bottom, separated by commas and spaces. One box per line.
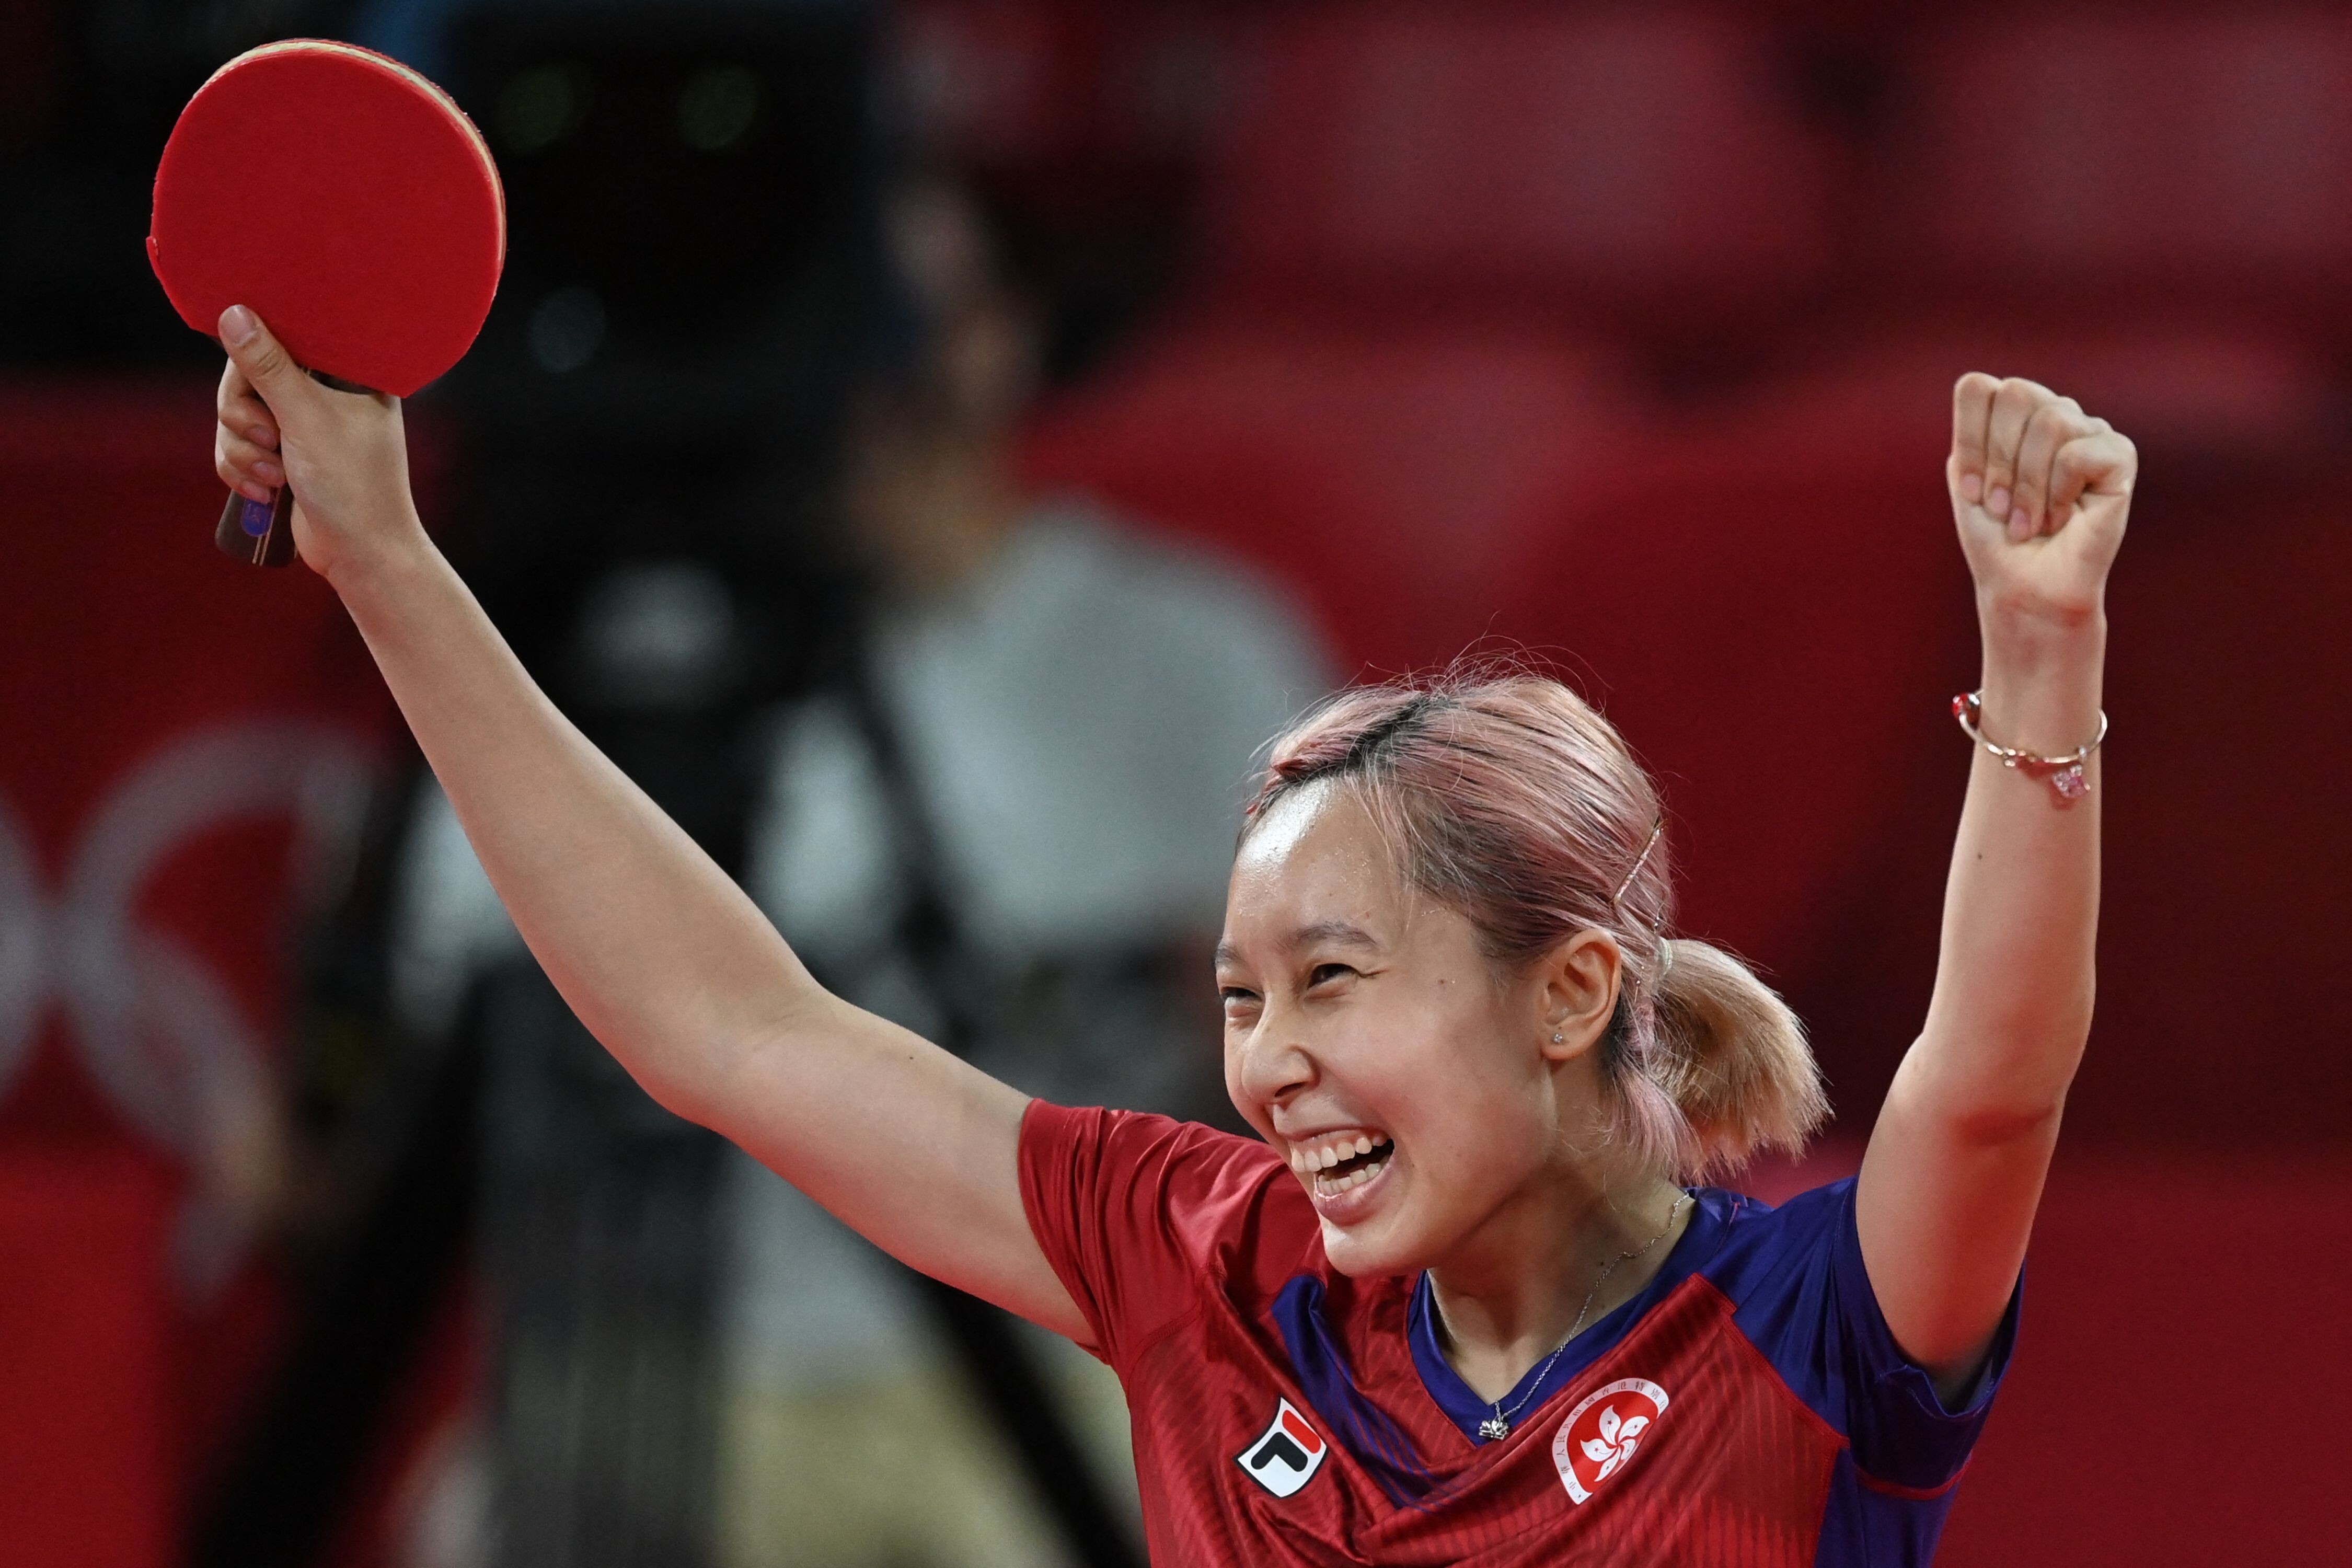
1940, 1150, 2352, 1565
0, 1150, 176, 1568
1881, 15, 2352, 315
1796, 15, 2352, 466
1763, 326, 2338, 469
1751, 1142, 2352, 1567
1205, 5, 1839, 339
1020, 318, 1641, 674
1490, 387, 1971, 988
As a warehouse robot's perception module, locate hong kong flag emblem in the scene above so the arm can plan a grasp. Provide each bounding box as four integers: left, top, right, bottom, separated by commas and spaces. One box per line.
1551, 1379, 1670, 1504
1236, 1399, 1328, 1497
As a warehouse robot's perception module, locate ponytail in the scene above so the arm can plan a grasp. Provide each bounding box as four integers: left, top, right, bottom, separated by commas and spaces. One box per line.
1644, 938, 1827, 1180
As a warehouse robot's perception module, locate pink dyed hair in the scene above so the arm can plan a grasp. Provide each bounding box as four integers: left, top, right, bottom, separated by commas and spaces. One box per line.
1245, 667, 1826, 1179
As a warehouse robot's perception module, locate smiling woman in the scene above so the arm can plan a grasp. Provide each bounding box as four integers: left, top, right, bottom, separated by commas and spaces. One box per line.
209, 287, 2124, 1564
1208, 679, 1829, 1365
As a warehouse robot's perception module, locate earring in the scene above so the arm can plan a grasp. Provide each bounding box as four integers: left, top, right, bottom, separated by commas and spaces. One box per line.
1551, 1032, 1563, 1044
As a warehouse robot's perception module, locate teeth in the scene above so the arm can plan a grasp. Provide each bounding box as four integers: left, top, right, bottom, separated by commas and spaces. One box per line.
1287, 1133, 1394, 1178
1311, 1151, 1389, 1195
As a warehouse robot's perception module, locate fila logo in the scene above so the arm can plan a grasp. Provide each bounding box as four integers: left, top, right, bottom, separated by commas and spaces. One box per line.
1236, 1399, 1327, 1497
1552, 1379, 1670, 1504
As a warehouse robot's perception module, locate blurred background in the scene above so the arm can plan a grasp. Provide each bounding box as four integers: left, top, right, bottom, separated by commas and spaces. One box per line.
3, 2, 2348, 1565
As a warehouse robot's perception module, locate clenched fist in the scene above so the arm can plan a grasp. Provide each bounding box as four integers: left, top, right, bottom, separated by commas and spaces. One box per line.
1947, 374, 2136, 641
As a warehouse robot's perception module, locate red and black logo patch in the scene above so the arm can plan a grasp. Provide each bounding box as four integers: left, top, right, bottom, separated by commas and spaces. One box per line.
1236, 1399, 1327, 1497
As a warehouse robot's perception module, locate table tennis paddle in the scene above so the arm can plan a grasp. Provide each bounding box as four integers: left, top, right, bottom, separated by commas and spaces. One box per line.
148, 39, 505, 567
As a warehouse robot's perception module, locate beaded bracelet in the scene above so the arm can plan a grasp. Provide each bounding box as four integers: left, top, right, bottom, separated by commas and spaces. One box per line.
1952, 690, 2108, 801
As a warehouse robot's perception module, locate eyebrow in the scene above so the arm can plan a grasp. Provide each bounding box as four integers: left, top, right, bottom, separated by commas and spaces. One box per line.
1214, 920, 1383, 972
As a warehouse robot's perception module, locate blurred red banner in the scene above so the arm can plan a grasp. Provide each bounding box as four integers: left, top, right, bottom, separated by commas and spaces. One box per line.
0, 379, 393, 1567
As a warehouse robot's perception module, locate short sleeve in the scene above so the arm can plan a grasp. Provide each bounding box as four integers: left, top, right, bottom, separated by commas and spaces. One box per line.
1018, 1100, 1305, 1372
1723, 1179, 2020, 1492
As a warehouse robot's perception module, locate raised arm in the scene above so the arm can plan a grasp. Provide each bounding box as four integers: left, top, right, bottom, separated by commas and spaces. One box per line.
211, 307, 1089, 1342
1856, 374, 2134, 1396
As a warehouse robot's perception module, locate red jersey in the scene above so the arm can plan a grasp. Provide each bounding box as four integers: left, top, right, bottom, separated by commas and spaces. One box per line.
1018, 1102, 2014, 1566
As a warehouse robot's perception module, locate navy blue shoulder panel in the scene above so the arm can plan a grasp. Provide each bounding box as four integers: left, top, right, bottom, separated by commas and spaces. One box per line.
1705, 1178, 2019, 1492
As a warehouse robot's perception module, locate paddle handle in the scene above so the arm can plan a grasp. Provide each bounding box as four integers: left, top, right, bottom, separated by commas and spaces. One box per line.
216, 485, 297, 568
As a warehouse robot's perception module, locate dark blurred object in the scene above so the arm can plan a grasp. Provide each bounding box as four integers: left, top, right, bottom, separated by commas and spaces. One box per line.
443, 4, 870, 452
0, 0, 64, 152
473, 957, 727, 1568
437, 5, 875, 717
0, 0, 359, 367
457, 550, 778, 1568
191, 908, 482, 1568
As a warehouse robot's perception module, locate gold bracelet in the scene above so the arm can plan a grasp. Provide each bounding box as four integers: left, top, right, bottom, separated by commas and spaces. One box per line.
1952, 690, 2108, 802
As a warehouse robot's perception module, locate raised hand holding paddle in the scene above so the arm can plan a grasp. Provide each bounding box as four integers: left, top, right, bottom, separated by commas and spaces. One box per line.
148, 40, 503, 567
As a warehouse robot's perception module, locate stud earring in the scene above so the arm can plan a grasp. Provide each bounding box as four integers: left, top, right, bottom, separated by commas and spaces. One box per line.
1551, 1032, 1563, 1044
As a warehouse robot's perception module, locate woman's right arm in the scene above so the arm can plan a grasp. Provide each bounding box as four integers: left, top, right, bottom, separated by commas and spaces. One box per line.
212, 307, 1090, 1342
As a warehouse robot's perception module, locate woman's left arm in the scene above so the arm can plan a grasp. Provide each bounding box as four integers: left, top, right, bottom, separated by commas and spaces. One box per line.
1857, 374, 2136, 1399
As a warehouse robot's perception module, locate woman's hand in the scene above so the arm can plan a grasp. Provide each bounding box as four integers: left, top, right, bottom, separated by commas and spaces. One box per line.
1947, 374, 2137, 650
212, 304, 426, 584
1860, 373, 2127, 1396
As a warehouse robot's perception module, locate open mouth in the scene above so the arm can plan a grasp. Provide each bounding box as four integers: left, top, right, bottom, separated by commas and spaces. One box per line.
1289, 1132, 1394, 1196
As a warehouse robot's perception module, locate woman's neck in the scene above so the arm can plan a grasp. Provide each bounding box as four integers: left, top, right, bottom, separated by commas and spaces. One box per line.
1426, 1171, 1693, 1404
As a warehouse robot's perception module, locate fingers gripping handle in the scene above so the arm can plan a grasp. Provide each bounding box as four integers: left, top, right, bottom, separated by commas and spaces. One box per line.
217, 485, 297, 567
211, 349, 372, 568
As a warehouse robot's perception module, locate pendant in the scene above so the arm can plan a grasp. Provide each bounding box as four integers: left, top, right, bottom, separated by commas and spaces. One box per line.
1480, 1415, 1511, 1442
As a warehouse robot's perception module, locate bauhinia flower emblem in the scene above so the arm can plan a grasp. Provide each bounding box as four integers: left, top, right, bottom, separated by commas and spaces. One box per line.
1579, 1401, 1650, 1482
1552, 1378, 1671, 1504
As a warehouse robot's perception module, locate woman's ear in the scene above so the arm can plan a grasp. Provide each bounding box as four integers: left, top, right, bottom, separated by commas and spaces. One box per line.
1538, 929, 1623, 1063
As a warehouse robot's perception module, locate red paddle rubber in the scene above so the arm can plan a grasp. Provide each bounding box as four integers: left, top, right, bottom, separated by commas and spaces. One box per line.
152, 40, 505, 569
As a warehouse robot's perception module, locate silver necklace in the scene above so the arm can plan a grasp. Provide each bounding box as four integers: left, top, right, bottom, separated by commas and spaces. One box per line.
1457, 1192, 1689, 1442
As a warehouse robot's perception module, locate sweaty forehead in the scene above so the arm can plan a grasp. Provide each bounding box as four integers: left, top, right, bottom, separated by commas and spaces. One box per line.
1227, 784, 1407, 933
1235, 779, 1339, 870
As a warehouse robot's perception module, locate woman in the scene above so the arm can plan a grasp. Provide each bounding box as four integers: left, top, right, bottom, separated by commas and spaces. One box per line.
214, 303, 2130, 1563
